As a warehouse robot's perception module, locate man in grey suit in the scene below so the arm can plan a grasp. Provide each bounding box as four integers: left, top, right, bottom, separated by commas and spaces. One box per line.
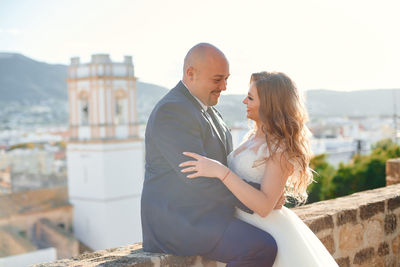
141, 43, 277, 266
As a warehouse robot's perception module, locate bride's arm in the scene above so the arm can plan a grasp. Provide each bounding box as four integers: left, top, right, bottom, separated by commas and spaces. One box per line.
180, 152, 293, 218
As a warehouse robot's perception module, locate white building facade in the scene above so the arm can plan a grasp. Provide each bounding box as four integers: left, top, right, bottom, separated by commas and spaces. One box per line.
66, 54, 144, 250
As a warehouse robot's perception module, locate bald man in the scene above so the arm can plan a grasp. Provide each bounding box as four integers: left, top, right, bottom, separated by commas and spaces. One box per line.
141, 43, 277, 266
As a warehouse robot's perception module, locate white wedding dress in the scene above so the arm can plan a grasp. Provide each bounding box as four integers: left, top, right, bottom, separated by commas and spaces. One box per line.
228, 143, 338, 267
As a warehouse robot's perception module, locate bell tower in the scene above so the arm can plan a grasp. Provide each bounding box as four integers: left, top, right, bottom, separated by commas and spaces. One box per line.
68, 54, 138, 139
66, 54, 143, 250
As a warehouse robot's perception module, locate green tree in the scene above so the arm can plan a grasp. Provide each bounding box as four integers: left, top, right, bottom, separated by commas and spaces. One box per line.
329, 139, 400, 198
307, 154, 335, 203
305, 139, 400, 202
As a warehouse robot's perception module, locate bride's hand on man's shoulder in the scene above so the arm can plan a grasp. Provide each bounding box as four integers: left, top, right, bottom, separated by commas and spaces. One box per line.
179, 152, 228, 180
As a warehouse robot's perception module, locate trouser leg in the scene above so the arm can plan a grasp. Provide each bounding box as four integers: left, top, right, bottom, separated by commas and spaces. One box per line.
204, 218, 277, 267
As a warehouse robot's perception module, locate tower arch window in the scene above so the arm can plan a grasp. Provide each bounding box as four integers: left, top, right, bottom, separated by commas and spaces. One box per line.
115, 89, 128, 125
78, 90, 90, 126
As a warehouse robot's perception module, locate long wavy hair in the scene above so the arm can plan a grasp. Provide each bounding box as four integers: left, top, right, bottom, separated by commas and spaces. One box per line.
254, 72, 313, 203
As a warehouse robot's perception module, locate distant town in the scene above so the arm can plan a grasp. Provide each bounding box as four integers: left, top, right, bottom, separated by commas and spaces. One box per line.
0, 53, 399, 196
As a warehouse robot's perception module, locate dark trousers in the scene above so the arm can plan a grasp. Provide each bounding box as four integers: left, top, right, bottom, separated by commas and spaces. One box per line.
204, 218, 277, 267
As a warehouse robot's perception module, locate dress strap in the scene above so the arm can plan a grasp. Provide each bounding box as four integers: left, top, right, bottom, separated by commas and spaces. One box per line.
256, 143, 269, 158
252, 143, 269, 168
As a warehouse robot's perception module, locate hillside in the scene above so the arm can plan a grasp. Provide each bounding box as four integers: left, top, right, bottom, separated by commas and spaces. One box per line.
1, 52, 399, 126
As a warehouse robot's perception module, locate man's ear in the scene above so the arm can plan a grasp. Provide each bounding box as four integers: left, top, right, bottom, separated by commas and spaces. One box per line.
186, 66, 195, 81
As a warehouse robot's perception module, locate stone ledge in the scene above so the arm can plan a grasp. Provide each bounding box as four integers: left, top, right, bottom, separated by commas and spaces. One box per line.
35, 184, 400, 267
292, 183, 400, 228
33, 243, 223, 267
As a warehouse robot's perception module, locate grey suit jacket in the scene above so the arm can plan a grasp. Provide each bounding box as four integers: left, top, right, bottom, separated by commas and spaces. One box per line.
141, 81, 255, 255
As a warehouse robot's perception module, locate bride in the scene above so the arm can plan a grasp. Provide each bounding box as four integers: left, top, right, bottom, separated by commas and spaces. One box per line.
179, 72, 338, 267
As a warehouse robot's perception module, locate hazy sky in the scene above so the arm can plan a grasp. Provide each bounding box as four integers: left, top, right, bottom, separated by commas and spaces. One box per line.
1, 0, 399, 94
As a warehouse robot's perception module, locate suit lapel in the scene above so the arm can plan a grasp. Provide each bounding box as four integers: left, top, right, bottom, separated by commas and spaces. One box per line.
176, 82, 227, 153
176, 81, 204, 111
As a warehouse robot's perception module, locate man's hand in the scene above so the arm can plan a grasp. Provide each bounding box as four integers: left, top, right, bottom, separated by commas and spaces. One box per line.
274, 191, 285, 209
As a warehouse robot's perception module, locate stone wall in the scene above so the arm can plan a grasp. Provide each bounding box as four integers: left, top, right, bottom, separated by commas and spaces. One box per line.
0, 186, 73, 240
35, 160, 400, 267
35, 218, 79, 260
0, 226, 36, 257
293, 184, 400, 267
0, 186, 77, 260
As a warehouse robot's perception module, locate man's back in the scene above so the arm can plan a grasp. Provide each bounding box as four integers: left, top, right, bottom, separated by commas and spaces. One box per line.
141, 82, 237, 255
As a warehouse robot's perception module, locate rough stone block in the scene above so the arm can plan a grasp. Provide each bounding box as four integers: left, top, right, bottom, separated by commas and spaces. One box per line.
308, 215, 334, 233
385, 257, 398, 267
335, 256, 350, 267
159, 255, 198, 266
320, 235, 335, 254
392, 234, 400, 255
388, 196, 400, 211
336, 209, 357, 226
353, 247, 374, 265
365, 218, 384, 245
339, 224, 363, 251
360, 201, 384, 220
384, 214, 397, 235
370, 257, 386, 267
378, 242, 390, 257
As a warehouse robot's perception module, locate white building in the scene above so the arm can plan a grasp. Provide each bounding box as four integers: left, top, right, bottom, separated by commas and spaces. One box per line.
66, 54, 144, 250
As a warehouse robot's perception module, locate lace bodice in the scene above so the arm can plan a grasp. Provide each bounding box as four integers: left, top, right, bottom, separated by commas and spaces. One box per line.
227, 143, 269, 184
227, 142, 300, 184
